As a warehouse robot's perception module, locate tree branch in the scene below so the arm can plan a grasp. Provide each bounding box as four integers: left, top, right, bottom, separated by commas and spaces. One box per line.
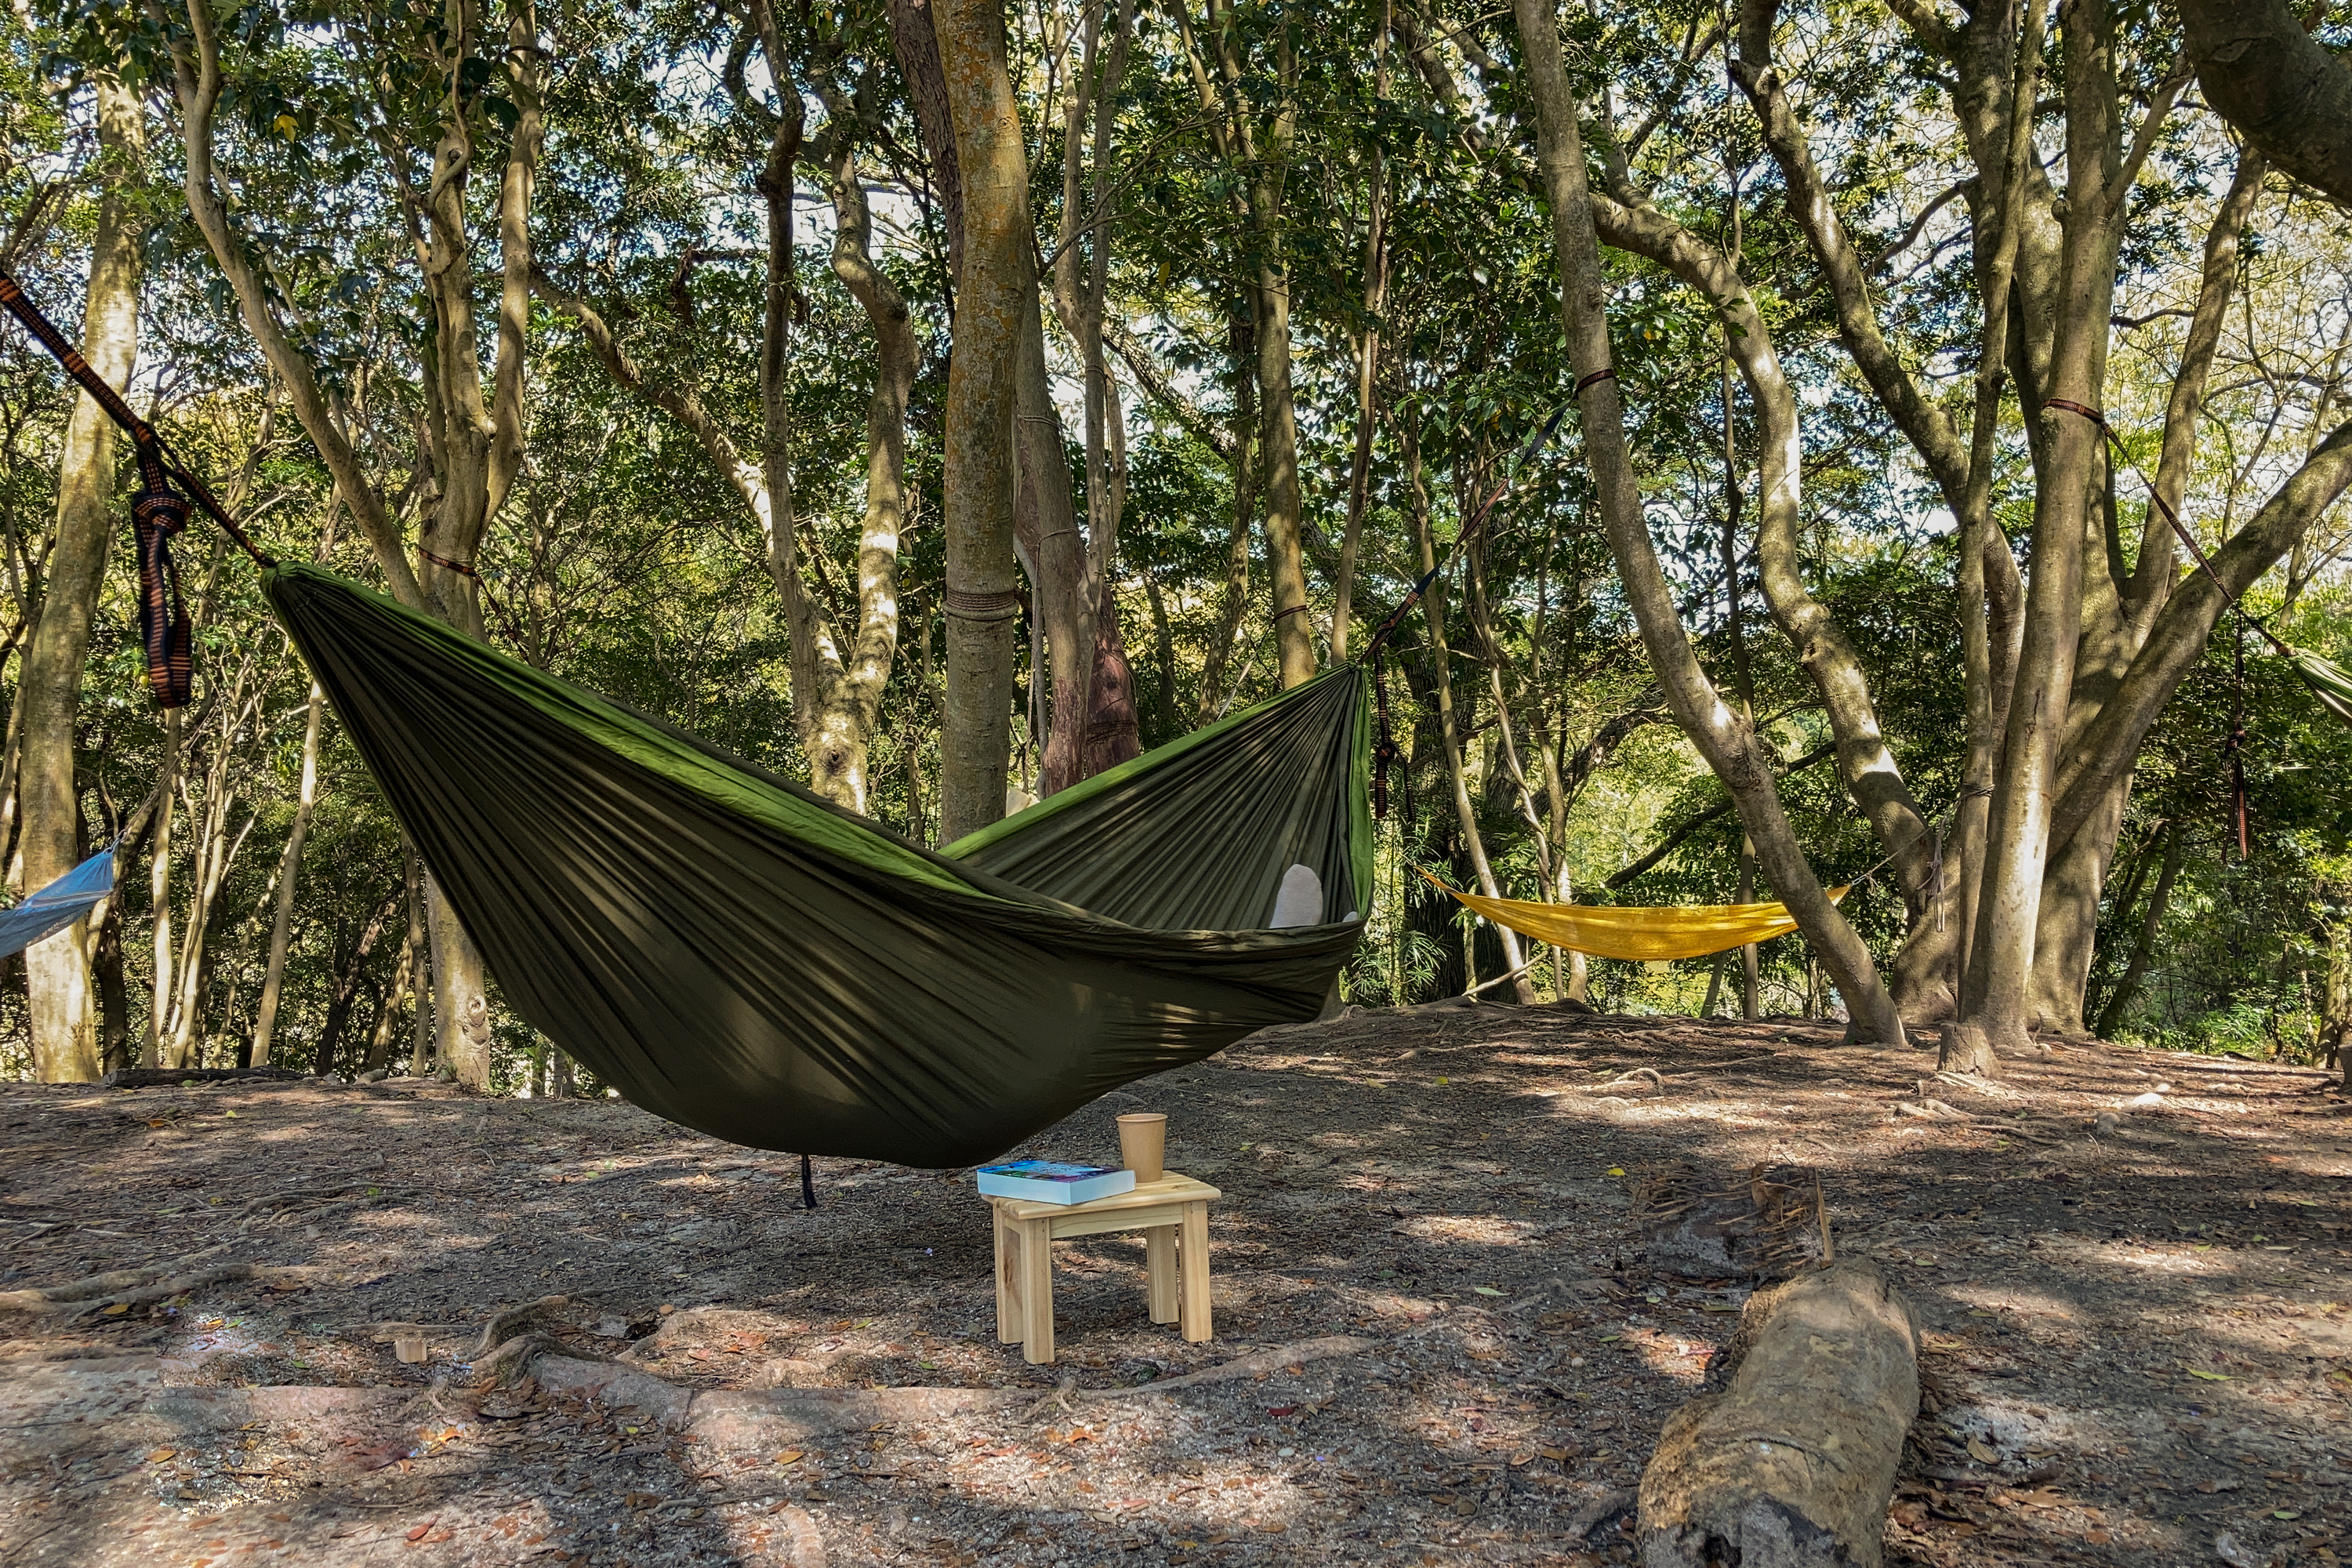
1606, 742, 1836, 889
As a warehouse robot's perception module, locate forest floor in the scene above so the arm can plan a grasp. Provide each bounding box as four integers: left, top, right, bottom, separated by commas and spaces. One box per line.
0, 1003, 2347, 1568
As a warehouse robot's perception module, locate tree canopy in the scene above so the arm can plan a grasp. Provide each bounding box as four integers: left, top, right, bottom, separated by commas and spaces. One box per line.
2, 0, 2350, 1092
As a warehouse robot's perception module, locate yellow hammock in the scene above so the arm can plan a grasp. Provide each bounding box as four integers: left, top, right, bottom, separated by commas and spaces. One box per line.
1421, 871, 1851, 963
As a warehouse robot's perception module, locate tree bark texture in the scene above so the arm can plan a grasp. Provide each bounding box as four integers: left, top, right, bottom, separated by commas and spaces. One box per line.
2179, 0, 2352, 205
143, 706, 181, 1069
884, 0, 965, 283
1950, 0, 2122, 1073
22, 71, 142, 1083
1637, 1260, 1920, 1568
251, 681, 324, 1066
1511, 0, 1905, 1047
934, 0, 1030, 841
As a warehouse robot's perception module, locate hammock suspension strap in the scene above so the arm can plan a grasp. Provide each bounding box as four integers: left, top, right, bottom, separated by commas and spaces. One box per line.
0, 269, 277, 709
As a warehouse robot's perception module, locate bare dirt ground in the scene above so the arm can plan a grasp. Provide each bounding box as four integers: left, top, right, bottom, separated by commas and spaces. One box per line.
1, 1002, 2347, 1568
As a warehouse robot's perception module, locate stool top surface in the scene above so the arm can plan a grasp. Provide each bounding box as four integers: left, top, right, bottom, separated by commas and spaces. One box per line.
986, 1171, 1220, 1221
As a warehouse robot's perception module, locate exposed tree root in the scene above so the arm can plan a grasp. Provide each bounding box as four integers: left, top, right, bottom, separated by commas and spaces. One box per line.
0, 1245, 230, 1313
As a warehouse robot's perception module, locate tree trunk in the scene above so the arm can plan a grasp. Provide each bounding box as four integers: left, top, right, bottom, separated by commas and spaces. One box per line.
2024, 773, 2129, 1034
1948, 0, 2123, 1076
251, 681, 322, 1066
22, 71, 142, 1083
317, 895, 394, 1079
1330, 13, 1388, 666
2094, 824, 2183, 1040
365, 934, 412, 1074
1174, 0, 1310, 688
1041, 0, 1140, 791
1014, 298, 1095, 796
404, 840, 432, 1076
884, 0, 964, 284
1585, 162, 1942, 1010
143, 706, 182, 1069
796, 106, 913, 808
1252, 252, 1313, 688
1198, 318, 1258, 720
426, 866, 492, 1084
1510, 0, 1904, 1047
1405, 443, 1534, 1006
935, 0, 1035, 842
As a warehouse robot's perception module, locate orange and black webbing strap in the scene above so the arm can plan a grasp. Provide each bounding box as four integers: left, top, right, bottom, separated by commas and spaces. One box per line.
0, 268, 279, 708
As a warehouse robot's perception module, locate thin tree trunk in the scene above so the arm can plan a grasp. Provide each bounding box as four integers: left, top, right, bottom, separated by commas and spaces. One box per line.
404, 840, 432, 1076
1510, 0, 1904, 1046
143, 706, 182, 1069
935, 0, 1031, 841
22, 71, 142, 1083
1198, 320, 1258, 720
251, 681, 322, 1066
1402, 424, 1534, 1004
1330, 2, 1389, 666
365, 935, 412, 1073
2092, 824, 2182, 1039
795, 94, 914, 807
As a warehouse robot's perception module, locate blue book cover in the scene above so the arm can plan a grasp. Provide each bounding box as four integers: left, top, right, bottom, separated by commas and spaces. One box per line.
977, 1160, 1138, 1205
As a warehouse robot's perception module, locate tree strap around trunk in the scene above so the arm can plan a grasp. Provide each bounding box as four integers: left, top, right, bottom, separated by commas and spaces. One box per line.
944, 587, 1024, 622
0, 269, 278, 710
418, 546, 480, 579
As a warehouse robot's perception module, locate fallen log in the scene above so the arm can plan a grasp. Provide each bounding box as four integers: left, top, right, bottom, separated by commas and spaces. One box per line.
1637, 1258, 1919, 1568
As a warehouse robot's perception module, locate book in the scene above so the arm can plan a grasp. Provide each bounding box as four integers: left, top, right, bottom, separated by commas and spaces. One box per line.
977, 1160, 1137, 1206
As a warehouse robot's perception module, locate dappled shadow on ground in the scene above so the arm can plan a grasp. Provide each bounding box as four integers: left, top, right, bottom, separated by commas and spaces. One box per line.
0, 1007, 2345, 1566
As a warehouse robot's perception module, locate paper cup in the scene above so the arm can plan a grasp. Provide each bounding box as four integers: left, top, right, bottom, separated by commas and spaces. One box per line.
1116, 1112, 1167, 1183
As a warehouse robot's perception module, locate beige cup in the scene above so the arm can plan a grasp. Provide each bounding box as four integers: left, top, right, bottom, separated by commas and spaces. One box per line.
1116, 1112, 1167, 1183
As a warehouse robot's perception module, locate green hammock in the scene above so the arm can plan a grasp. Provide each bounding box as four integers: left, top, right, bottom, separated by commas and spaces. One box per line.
2288, 645, 2352, 729
263, 564, 1370, 1169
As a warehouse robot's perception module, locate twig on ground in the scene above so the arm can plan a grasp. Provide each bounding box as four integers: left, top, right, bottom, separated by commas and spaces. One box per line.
1089, 1336, 1381, 1398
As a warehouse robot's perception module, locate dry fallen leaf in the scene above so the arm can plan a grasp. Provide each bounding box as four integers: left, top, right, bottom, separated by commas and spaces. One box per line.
1966, 1438, 1999, 1464
145, 1449, 175, 1463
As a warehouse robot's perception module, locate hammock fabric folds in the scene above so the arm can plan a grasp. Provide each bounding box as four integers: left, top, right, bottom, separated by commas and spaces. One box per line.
0, 848, 114, 960
1426, 873, 1850, 963
264, 565, 1369, 1169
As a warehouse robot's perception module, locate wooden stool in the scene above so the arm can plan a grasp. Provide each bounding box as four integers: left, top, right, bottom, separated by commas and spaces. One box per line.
987, 1173, 1219, 1365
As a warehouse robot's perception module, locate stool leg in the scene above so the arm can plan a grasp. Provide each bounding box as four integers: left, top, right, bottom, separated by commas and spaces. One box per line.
1145, 1224, 1178, 1325
1020, 1217, 1055, 1364
995, 1207, 1021, 1345
1178, 1201, 1212, 1343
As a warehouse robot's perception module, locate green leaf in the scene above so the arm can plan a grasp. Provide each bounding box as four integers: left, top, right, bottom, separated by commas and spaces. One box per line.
2184, 1368, 2234, 1381
1472, 1287, 1503, 1297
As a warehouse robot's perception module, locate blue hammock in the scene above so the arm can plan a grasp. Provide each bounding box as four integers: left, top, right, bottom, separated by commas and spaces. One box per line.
0, 849, 114, 960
